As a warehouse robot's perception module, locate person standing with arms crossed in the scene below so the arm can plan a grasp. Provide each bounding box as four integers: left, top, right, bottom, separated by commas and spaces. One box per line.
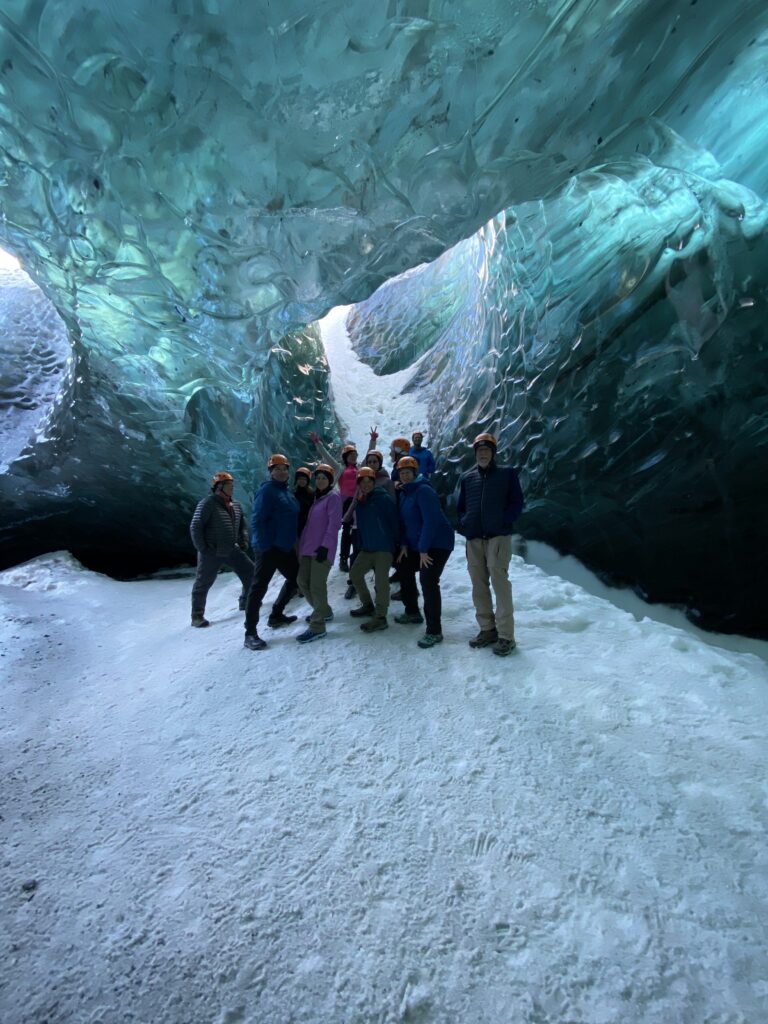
456, 433, 524, 657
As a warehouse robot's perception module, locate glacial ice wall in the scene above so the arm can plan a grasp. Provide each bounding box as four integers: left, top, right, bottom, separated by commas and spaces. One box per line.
0, 266, 70, 474
347, 124, 768, 635
0, 1, 766, 630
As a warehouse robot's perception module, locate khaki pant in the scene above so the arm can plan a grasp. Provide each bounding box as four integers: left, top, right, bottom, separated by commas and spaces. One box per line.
297, 556, 332, 633
466, 536, 515, 642
349, 550, 393, 617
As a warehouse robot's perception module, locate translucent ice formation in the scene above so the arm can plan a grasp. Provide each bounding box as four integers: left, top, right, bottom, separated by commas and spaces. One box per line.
0, 2, 765, 631
347, 125, 768, 634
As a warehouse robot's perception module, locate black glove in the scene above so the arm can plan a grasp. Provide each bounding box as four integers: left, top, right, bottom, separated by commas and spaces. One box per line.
315, 546, 328, 563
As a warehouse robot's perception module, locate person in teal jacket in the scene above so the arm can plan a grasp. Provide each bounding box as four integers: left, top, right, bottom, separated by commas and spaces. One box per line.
394, 457, 454, 649
349, 467, 400, 632
243, 454, 300, 651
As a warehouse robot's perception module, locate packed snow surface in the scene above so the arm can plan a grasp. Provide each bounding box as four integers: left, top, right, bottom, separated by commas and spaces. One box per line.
1, 309, 767, 1023
2, 550, 768, 1024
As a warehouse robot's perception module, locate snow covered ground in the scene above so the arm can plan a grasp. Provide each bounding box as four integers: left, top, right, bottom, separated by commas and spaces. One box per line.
1, 309, 768, 1024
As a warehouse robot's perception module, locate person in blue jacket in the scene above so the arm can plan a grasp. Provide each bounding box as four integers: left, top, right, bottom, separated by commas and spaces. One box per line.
409, 431, 436, 480
348, 467, 400, 632
456, 432, 524, 657
243, 453, 301, 651
394, 456, 455, 648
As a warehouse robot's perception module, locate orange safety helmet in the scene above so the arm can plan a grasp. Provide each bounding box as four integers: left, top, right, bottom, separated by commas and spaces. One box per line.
211, 471, 234, 490
472, 432, 497, 449
315, 463, 336, 482
294, 466, 312, 480
267, 453, 290, 469
397, 456, 419, 473
366, 449, 384, 466
356, 466, 376, 480
340, 444, 358, 463
391, 437, 411, 454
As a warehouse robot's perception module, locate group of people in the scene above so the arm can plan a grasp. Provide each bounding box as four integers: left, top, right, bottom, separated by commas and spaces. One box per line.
189, 429, 524, 657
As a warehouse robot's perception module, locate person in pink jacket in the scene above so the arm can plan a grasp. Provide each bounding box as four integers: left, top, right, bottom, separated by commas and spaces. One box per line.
296, 464, 343, 642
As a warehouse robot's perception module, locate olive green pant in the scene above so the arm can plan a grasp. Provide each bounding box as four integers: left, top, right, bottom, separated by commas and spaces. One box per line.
466, 536, 515, 642
297, 556, 332, 633
349, 550, 393, 618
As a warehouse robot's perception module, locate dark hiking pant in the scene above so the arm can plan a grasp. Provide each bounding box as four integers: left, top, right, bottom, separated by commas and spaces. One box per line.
191, 547, 254, 617
244, 547, 299, 634
398, 547, 451, 636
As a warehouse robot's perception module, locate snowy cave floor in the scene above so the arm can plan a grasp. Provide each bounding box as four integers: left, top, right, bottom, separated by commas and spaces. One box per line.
1, 548, 767, 1024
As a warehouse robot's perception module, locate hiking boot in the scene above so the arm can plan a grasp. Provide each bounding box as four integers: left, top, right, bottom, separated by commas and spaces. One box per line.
350, 603, 375, 618
244, 633, 267, 651
391, 589, 403, 602
344, 584, 356, 600
267, 612, 298, 628
394, 611, 424, 625
492, 638, 517, 657
305, 612, 334, 623
339, 557, 349, 573
417, 633, 444, 649
360, 616, 388, 633
191, 615, 210, 628
469, 629, 498, 649
238, 594, 247, 611
296, 628, 327, 644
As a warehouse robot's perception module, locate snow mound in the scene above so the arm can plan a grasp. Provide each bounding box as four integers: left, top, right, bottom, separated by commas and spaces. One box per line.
0, 551, 96, 592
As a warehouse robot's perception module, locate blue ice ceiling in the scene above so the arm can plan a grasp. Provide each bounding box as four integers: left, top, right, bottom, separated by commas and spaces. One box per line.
0, 1, 766, 634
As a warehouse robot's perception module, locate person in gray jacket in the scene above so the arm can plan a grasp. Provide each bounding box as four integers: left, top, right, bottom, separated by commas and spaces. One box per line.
190, 471, 254, 627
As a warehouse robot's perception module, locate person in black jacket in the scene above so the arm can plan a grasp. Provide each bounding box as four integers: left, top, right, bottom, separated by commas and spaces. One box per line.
293, 466, 315, 535
456, 433, 524, 656
189, 472, 254, 627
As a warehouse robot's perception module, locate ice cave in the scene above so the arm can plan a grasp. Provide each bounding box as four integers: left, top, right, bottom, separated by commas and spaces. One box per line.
3, 6, 768, 1024
1, 0, 767, 634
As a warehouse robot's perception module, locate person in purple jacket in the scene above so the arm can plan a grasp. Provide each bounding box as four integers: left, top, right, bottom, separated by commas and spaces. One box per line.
296, 464, 343, 642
